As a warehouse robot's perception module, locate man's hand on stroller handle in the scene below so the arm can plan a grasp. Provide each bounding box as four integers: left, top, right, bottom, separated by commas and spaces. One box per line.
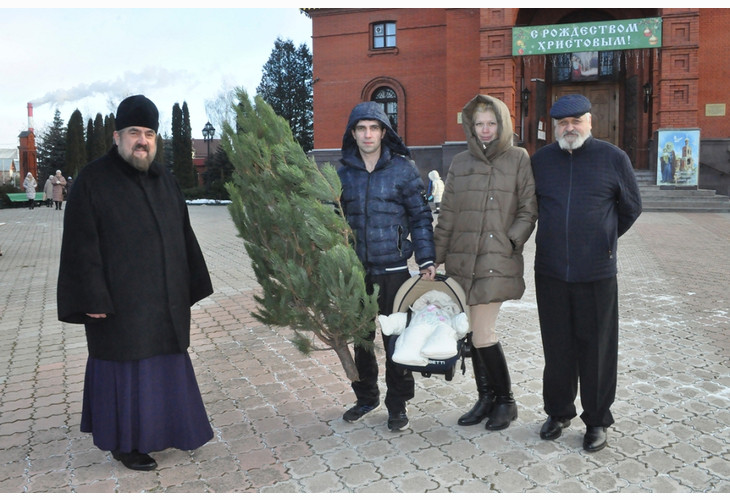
420, 265, 436, 280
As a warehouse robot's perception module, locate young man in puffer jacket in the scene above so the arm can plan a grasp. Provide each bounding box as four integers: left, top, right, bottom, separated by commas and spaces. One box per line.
337, 101, 436, 431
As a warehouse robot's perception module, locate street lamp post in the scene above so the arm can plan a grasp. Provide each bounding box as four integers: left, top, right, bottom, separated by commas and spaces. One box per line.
201, 121, 216, 188
202, 121, 215, 159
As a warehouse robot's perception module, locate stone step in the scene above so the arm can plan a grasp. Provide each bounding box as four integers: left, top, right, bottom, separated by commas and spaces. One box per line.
639, 187, 728, 198
641, 198, 730, 212
633, 170, 730, 212
640, 205, 730, 213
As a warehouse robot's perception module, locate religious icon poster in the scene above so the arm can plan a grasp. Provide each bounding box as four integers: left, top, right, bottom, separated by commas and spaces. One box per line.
656, 128, 700, 187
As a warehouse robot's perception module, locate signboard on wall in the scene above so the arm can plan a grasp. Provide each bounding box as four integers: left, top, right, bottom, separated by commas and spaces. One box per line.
513, 17, 662, 56
656, 129, 700, 188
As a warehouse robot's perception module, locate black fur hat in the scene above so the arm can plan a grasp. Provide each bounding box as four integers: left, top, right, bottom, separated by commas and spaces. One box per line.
115, 95, 159, 132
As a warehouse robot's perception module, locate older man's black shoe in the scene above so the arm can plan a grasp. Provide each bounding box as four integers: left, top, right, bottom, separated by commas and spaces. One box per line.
583, 426, 608, 452
112, 450, 157, 471
539, 416, 571, 440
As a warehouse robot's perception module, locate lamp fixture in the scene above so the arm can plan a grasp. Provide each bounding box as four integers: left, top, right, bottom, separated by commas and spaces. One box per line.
643, 83, 653, 113
521, 87, 531, 116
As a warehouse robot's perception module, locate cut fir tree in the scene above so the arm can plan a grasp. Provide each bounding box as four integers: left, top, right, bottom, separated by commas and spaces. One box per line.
223, 89, 378, 382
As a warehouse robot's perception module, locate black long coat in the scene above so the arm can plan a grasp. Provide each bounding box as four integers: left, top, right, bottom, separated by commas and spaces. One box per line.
57, 146, 213, 362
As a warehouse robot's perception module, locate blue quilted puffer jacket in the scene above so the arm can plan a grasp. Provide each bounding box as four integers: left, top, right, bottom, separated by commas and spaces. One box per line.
338, 102, 435, 275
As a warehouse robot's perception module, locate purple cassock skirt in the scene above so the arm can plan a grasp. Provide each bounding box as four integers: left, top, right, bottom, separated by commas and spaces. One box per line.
80, 352, 213, 454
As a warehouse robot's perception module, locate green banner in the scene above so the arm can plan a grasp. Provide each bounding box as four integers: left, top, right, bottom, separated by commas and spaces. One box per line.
513, 17, 662, 56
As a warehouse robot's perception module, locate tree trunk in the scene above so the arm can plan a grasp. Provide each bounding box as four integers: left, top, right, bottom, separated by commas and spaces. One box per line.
332, 343, 360, 382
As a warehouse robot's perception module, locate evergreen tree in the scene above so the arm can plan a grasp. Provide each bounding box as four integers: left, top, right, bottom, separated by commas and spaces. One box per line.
65, 109, 86, 178
257, 37, 313, 152
224, 89, 378, 382
182, 102, 197, 187
36, 109, 67, 182
155, 134, 165, 166
172, 103, 185, 185
89, 113, 106, 161
104, 113, 116, 150
85, 118, 95, 163
160, 132, 173, 173
171, 101, 181, 167
171, 102, 196, 189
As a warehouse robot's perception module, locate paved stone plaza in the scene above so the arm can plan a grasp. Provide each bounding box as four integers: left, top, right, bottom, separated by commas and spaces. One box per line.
0, 204, 728, 493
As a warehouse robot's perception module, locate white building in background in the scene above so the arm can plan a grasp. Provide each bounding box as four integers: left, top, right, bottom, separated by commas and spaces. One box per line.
0, 147, 19, 186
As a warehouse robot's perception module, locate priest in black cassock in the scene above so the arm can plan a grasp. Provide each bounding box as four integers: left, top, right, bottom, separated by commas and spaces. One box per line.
58, 95, 214, 471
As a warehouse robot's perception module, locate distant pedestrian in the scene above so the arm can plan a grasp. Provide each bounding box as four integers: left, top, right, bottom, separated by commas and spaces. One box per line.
427, 170, 444, 214
57, 95, 214, 471
51, 170, 67, 210
43, 175, 54, 207
23, 172, 37, 210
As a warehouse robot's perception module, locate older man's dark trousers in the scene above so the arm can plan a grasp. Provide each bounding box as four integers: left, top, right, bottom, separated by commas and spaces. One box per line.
351, 271, 414, 414
535, 273, 618, 428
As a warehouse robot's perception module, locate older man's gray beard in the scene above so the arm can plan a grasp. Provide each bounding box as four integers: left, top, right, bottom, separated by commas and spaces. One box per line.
120, 147, 154, 172
558, 131, 591, 151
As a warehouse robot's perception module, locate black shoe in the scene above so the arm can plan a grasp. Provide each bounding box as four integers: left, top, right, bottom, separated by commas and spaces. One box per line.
540, 416, 571, 440
583, 426, 608, 452
485, 397, 518, 430
387, 409, 409, 431
343, 402, 380, 422
111, 450, 157, 471
458, 393, 494, 426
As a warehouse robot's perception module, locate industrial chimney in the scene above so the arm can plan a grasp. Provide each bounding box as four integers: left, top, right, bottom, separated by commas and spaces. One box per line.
27, 102, 34, 133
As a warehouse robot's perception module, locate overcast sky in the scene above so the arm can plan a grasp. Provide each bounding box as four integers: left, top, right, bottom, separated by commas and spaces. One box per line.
0, 6, 312, 147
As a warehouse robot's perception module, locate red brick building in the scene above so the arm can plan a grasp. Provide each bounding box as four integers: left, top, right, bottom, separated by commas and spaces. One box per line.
192, 138, 220, 186
18, 130, 37, 181
305, 8, 730, 195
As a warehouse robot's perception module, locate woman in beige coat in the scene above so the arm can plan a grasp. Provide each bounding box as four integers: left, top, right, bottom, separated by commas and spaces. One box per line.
434, 94, 537, 431
51, 170, 67, 210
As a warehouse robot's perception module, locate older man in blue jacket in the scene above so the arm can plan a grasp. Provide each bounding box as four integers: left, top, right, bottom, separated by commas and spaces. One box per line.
532, 95, 642, 452
338, 101, 436, 432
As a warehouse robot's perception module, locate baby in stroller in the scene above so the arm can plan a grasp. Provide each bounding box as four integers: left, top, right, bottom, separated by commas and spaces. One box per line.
379, 274, 471, 381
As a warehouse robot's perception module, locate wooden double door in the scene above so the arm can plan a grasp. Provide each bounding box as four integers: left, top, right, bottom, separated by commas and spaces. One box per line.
554, 84, 619, 145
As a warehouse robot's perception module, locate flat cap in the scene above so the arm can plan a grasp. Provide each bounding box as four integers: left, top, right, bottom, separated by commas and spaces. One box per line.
115, 95, 159, 132
550, 94, 591, 119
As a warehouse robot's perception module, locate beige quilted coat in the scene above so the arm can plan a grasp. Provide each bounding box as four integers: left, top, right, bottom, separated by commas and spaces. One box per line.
434, 95, 537, 305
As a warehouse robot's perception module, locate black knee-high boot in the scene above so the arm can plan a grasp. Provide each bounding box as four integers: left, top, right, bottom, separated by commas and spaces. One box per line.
483, 342, 517, 430
458, 346, 494, 426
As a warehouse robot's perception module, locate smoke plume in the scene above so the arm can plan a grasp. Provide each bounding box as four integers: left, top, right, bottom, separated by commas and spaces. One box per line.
30, 66, 196, 108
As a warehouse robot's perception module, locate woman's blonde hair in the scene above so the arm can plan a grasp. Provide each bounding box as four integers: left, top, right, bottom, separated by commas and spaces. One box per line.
472, 102, 496, 121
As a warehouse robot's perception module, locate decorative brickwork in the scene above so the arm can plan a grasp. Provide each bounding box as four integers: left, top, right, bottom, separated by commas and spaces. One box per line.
655, 10, 700, 129
306, 7, 728, 179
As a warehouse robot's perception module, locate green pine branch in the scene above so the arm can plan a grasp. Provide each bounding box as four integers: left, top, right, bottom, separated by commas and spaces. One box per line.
223, 89, 378, 382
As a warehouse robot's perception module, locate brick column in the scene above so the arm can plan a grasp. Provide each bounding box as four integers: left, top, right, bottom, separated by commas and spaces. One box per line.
479, 9, 519, 119
655, 9, 700, 129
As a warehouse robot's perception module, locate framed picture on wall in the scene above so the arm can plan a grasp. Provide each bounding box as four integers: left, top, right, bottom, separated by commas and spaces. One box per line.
551, 51, 619, 82
656, 128, 700, 187
570, 52, 599, 81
